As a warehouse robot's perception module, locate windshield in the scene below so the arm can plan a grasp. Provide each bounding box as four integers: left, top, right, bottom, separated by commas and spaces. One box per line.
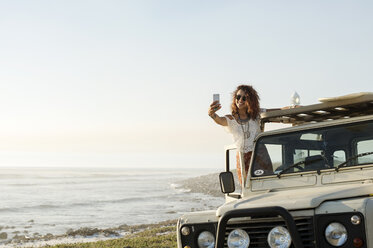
251, 120, 373, 177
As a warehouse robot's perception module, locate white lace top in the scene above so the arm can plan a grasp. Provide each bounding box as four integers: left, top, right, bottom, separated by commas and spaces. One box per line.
224, 109, 265, 153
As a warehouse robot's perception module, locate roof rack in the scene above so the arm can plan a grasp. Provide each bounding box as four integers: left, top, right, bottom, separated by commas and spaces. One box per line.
260, 92, 373, 127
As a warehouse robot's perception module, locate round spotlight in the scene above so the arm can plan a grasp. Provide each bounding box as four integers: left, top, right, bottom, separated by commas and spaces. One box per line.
351, 215, 361, 225
267, 226, 292, 248
197, 231, 215, 248
181, 226, 191, 236
325, 222, 348, 247
227, 229, 250, 248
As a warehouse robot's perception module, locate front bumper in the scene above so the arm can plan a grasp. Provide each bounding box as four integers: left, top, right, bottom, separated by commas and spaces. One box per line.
216, 206, 304, 248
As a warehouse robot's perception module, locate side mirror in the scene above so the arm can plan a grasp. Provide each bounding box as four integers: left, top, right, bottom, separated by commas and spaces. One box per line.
219, 171, 235, 194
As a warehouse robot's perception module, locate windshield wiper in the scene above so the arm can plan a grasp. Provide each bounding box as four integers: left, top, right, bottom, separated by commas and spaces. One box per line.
335, 151, 373, 171
277, 156, 325, 177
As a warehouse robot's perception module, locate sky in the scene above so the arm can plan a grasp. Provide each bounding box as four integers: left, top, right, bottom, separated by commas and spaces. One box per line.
0, 0, 372, 168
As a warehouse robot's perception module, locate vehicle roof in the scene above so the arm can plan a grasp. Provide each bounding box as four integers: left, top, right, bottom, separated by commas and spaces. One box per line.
258, 113, 373, 139
260, 92, 373, 128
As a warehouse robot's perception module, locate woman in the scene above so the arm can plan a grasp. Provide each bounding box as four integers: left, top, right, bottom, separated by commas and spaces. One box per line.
208, 85, 273, 184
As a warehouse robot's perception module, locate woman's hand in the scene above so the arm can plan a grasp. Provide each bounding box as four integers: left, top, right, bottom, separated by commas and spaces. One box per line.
208, 101, 221, 117
208, 101, 227, 126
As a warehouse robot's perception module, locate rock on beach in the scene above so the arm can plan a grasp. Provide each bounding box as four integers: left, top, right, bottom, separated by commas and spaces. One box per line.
177, 170, 240, 198
0, 232, 7, 239
177, 172, 222, 197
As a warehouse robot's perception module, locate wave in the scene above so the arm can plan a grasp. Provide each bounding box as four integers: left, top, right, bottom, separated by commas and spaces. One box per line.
0, 195, 169, 213
170, 183, 191, 193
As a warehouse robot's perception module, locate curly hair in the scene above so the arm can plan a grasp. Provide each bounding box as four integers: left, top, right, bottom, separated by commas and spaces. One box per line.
231, 85, 260, 120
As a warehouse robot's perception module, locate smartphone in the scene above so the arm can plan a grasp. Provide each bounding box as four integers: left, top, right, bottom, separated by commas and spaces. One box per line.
213, 94, 220, 103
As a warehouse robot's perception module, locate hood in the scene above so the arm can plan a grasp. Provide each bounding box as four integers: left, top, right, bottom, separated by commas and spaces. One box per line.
217, 182, 373, 217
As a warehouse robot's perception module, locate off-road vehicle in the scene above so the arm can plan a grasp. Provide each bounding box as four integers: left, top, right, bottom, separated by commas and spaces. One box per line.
177, 93, 373, 248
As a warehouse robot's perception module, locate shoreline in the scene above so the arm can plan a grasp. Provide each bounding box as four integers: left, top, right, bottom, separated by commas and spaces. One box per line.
1, 172, 225, 247
2, 220, 177, 248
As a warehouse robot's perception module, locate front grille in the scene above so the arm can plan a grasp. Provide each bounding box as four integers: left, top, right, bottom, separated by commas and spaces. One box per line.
224, 216, 315, 248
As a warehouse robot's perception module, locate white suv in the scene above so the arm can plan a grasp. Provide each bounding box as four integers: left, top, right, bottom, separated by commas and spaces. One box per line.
177, 93, 373, 248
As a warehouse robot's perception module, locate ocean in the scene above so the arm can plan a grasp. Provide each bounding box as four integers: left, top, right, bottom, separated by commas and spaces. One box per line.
0, 166, 224, 246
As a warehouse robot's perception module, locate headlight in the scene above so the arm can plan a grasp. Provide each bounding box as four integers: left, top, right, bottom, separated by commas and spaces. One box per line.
267, 226, 292, 248
197, 231, 215, 248
227, 228, 250, 248
325, 222, 348, 247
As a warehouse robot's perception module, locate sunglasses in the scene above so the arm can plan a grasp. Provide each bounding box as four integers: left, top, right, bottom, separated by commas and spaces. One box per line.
236, 94, 247, 102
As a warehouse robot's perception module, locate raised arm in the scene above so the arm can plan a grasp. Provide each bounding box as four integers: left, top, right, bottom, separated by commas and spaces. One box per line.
208, 101, 228, 126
